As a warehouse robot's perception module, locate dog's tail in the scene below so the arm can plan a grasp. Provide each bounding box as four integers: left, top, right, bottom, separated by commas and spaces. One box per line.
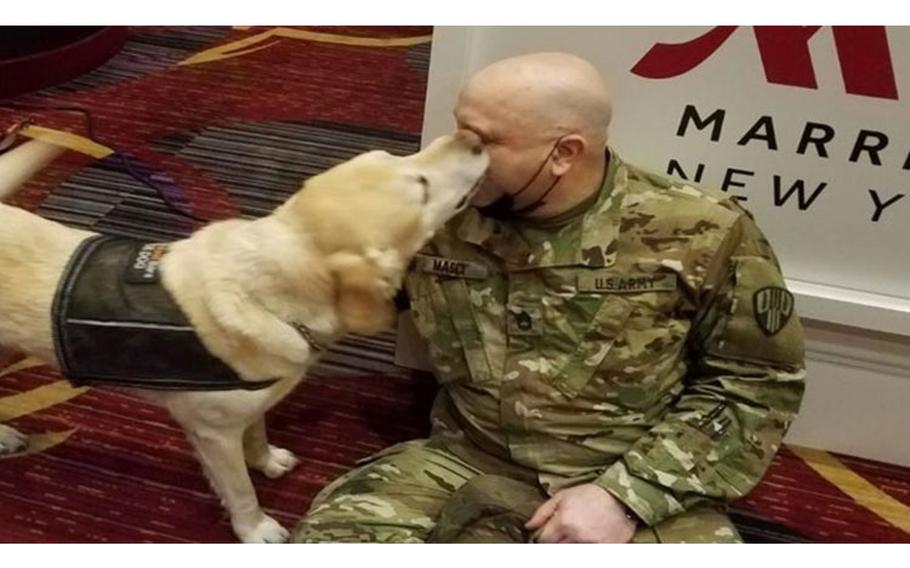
0, 138, 67, 202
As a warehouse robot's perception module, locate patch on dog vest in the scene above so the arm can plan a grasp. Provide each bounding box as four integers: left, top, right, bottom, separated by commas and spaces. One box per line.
51, 236, 276, 391
125, 242, 170, 283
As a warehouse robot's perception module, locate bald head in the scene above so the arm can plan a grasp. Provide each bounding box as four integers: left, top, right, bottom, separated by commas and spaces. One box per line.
455, 53, 613, 218
457, 52, 612, 150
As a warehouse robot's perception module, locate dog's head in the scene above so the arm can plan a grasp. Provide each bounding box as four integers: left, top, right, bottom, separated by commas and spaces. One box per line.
276, 130, 488, 334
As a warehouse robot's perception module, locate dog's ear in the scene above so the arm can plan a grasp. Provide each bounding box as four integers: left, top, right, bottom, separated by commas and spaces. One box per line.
327, 249, 402, 335
280, 177, 427, 257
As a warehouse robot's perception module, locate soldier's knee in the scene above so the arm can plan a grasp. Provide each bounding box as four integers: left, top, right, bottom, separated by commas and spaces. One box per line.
294, 482, 442, 542
293, 522, 425, 543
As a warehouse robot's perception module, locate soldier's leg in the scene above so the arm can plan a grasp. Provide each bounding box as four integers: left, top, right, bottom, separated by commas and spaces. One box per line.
293, 440, 483, 543
633, 502, 742, 543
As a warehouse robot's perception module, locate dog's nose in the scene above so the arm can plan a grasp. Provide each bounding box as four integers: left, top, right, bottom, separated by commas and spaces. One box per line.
454, 129, 484, 155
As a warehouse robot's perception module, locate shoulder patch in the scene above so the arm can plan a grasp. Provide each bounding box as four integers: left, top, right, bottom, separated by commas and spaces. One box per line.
753, 286, 794, 336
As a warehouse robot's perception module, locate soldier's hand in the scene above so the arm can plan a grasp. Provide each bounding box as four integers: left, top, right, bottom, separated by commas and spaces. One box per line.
525, 484, 637, 543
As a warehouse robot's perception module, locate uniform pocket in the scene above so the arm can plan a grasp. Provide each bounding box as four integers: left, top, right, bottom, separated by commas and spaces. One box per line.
406, 272, 471, 384
505, 267, 639, 399
549, 293, 635, 398
506, 296, 631, 400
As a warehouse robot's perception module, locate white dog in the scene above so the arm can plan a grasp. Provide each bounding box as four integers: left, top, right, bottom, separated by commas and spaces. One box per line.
0, 128, 487, 542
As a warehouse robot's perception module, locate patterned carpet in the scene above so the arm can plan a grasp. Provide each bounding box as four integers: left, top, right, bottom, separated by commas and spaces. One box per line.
0, 26, 908, 543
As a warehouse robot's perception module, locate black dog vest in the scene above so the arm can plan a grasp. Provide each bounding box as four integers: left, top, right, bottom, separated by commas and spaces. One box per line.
51, 235, 275, 391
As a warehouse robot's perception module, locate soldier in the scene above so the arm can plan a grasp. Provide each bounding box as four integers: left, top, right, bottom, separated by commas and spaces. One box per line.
293, 52, 806, 544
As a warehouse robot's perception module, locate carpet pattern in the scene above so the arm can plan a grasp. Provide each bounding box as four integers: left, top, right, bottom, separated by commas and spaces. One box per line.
0, 26, 908, 543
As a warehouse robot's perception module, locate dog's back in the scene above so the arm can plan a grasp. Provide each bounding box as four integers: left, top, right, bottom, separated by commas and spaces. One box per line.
0, 197, 94, 361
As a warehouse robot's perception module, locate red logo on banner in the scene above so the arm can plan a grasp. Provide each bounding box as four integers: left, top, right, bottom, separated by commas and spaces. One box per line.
631, 26, 899, 100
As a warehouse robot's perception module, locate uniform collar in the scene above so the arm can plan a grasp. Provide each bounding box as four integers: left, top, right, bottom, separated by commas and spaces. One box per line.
453, 148, 626, 270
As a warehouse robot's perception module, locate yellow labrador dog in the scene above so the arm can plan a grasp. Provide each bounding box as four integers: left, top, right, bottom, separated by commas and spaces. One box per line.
0, 129, 487, 542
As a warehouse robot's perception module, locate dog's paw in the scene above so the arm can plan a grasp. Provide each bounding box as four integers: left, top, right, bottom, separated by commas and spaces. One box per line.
257, 445, 300, 479
236, 514, 289, 544
364, 247, 404, 297
275, 331, 312, 365
0, 424, 28, 456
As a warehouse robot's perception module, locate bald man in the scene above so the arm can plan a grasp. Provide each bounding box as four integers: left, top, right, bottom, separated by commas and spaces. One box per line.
294, 53, 805, 544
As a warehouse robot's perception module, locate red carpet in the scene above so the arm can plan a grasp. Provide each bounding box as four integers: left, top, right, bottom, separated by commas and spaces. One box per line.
1, 358, 435, 542
1, 26, 908, 543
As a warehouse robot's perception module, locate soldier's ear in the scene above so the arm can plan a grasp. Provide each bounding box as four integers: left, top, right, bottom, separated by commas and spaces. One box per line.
551, 134, 586, 176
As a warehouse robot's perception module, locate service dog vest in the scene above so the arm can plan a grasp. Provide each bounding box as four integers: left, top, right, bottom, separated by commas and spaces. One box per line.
51, 235, 275, 391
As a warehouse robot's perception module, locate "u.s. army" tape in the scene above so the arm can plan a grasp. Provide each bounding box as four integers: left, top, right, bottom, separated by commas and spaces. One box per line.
578, 272, 677, 293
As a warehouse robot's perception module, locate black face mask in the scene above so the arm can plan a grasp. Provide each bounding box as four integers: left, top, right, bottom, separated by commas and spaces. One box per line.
477, 136, 565, 220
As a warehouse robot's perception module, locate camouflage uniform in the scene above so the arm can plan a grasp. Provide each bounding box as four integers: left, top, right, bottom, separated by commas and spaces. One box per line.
294, 151, 806, 543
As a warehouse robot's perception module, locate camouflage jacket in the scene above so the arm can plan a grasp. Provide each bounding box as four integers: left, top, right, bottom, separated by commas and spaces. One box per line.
404, 150, 806, 526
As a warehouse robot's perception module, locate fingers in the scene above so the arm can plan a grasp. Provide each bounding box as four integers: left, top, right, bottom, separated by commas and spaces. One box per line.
526, 493, 561, 530
533, 517, 565, 544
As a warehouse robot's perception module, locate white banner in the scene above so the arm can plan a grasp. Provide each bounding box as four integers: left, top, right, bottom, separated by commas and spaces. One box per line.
422, 26, 910, 334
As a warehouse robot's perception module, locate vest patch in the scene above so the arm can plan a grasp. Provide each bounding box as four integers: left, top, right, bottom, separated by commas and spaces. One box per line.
125, 243, 170, 283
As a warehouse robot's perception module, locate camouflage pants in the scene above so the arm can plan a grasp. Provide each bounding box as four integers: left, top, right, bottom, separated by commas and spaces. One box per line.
292, 439, 742, 543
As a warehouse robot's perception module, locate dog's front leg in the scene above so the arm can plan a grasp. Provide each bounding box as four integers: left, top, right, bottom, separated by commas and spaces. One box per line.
185, 425, 289, 543
0, 348, 28, 456
0, 424, 28, 456
207, 284, 312, 366
243, 417, 299, 479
